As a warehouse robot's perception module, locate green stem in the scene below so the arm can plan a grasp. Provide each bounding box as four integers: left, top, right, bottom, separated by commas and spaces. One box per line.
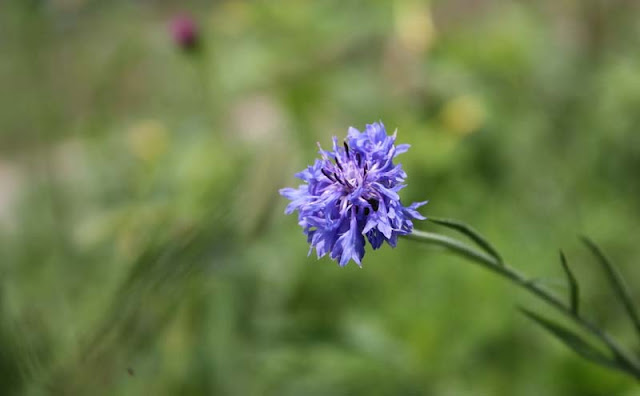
403, 229, 640, 379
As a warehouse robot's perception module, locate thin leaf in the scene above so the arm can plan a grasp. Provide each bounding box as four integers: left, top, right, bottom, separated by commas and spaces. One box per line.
519, 307, 617, 369
559, 251, 579, 315
429, 217, 503, 264
581, 237, 640, 339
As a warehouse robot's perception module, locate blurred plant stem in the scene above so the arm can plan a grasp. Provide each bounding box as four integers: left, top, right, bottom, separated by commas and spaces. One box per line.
403, 229, 640, 381
187, 43, 220, 128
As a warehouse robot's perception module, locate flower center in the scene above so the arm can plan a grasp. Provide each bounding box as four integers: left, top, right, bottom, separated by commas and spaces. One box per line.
321, 142, 368, 194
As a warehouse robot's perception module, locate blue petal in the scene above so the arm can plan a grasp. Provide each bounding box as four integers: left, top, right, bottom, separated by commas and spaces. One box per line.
395, 144, 410, 155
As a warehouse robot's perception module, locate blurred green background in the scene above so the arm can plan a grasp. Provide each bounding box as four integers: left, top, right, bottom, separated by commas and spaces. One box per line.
2, 0, 640, 394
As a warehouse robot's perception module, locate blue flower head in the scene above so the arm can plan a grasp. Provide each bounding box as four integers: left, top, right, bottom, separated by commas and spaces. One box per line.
280, 122, 427, 267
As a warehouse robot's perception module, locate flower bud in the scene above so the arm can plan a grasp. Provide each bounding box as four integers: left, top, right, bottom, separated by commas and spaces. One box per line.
170, 15, 199, 50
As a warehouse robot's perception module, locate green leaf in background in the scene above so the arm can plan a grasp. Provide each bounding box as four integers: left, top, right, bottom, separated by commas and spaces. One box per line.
559, 250, 579, 315
428, 217, 503, 265
581, 237, 640, 340
519, 307, 617, 370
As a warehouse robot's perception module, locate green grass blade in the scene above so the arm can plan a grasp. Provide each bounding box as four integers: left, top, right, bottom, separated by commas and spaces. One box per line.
559, 251, 579, 315
519, 307, 618, 370
581, 237, 640, 340
429, 217, 503, 264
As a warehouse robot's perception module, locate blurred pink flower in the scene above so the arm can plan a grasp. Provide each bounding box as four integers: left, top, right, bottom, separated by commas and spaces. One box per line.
170, 15, 199, 49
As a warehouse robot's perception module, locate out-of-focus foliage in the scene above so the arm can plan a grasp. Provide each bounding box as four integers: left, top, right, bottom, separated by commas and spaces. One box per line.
1, 0, 640, 395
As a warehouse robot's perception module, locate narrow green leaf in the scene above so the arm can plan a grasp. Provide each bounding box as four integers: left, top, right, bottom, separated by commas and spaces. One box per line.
429, 217, 503, 264
519, 307, 617, 369
559, 251, 579, 315
581, 237, 640, 339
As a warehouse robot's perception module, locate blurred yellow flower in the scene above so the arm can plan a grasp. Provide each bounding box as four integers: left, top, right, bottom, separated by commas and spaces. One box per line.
127, 120, 170, 162
214, 0, 252, 36
440, 95, 486, 136
393, 0, 436, 54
